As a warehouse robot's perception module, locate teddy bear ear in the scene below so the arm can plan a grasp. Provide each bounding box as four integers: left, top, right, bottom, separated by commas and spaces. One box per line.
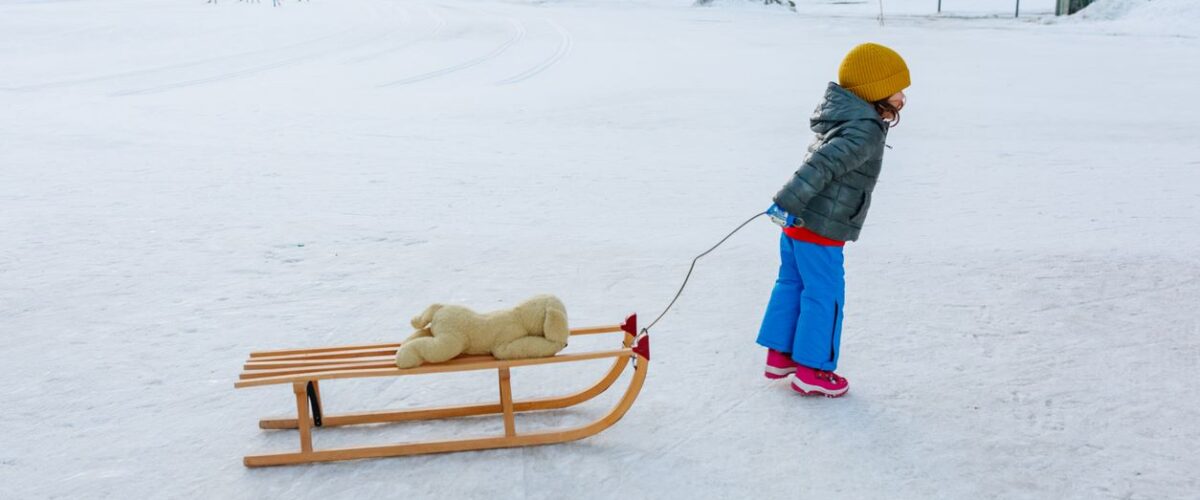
542, 299, 569, 345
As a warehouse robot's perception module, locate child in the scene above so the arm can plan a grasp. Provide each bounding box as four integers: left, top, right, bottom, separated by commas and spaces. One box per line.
758, 43, 909, 398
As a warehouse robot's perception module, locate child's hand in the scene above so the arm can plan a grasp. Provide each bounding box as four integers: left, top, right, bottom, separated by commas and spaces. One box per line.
767, 203, 798, 227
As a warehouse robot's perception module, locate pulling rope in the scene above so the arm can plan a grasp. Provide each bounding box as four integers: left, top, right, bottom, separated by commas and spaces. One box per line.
641, 211, 767, 335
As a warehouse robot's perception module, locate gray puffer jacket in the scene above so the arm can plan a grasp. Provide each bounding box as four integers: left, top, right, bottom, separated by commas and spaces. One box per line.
773, 82, 889, 242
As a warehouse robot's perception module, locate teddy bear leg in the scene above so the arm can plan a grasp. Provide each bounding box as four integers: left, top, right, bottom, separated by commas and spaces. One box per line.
492, 337, 567, 360
394, 334, 467, 369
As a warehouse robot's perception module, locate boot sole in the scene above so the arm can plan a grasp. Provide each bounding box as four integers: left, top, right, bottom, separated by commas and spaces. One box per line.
764, 365, 797, 380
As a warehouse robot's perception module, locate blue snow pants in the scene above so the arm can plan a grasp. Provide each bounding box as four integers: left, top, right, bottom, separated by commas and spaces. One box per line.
756, 232, 846, 371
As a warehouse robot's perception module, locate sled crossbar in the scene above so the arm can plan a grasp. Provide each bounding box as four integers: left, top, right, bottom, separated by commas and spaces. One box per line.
235, 314, 648, 467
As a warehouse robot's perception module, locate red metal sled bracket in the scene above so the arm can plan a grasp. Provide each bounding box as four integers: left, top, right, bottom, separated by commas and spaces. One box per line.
619, 314, 650, 361
632, 332, 649, 361
620, 314, 637, 336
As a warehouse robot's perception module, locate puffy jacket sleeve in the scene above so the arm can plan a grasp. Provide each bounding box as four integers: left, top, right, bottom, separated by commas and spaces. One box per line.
773, 120, 884, 216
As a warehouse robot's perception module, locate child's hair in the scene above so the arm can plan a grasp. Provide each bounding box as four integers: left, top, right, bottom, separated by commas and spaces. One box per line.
874, 99, 901, 128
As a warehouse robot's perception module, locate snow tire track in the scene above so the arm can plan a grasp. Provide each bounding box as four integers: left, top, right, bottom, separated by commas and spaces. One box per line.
112, 28, 397, 96
495, 18, 572, 86
378, 17, 526, 87
1, 30, 354, 92
342, 5, 447, 65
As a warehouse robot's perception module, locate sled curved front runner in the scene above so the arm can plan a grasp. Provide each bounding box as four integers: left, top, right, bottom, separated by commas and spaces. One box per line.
235, 314, 648, 467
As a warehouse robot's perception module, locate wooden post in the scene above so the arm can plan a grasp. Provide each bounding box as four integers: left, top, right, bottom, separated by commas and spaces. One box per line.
293, 382, 313, 453
1015, 0, 1020, 18
498, 368, 515, 437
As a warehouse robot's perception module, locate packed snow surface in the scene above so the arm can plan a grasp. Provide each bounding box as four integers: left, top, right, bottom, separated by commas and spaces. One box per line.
2, 0, 1198, 498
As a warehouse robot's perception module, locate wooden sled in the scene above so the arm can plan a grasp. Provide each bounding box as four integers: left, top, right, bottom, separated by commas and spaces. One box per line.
235, 314, 649, 467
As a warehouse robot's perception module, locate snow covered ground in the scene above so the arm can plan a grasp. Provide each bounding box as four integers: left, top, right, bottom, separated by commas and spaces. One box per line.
2, 0, 1198, 498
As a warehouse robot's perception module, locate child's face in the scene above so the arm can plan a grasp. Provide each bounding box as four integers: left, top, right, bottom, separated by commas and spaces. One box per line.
880, 91, 906, 122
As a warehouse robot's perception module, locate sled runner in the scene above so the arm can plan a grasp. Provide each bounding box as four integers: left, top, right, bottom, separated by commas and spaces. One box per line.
235, 314, 648, 467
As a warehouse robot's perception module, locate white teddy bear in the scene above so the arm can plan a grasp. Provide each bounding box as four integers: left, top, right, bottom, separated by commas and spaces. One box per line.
395, 295, 570, 369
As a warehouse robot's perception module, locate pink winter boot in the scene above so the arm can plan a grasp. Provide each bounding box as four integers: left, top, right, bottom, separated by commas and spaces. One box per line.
789, 365, 849, 398
764, 349, 799, 379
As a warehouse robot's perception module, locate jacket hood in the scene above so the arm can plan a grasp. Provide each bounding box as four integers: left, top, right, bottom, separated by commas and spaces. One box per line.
810, 82, 886, 134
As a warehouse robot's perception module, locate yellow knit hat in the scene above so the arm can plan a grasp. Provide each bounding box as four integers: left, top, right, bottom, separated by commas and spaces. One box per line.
838, 43, 911, 103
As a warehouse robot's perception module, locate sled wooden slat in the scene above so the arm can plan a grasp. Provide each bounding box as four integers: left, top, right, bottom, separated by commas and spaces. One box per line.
243, 355, 490, 375
243, 356, 397, 370
236, 314, 646, 466
241, 360, 397, 379
250, 342, 402, 358
247, 346, 400, 362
